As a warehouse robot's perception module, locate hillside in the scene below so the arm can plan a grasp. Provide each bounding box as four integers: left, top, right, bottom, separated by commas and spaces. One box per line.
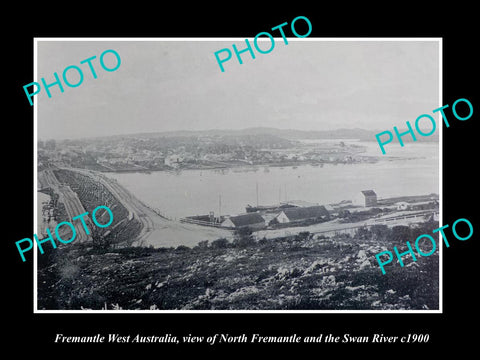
38, 221, 439, 311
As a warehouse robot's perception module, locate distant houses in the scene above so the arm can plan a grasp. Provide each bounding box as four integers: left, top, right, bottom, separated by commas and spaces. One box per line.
221, 204, 332, 230
324, 204, 335, 213
394, 201, 435, 211
410, 200, 438, 211
164, 154, 183, 168
353, 190, 377, 207
221, 213, 266, 230
275, 205, 330, 224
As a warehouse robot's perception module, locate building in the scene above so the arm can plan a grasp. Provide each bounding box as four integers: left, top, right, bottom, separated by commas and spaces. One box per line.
410, 201, 437, 210
164, 154, 183, 168
221, 213, 266, 230
275, 205, 330, 224
353, 190, 377, 207
281, 200, 319, 208
396, 201, 410, 210
324, 204, 335, 213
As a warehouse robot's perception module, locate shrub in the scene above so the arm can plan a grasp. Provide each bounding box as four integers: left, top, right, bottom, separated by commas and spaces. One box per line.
355, 226, 371, 240
370, 224, 391, 241
175, 245, 191, 252
232, 236, 256, 248
210, 238, 229, 249
295, 231, 311, 241
391, 225, 412, 245
258, 237, 269, 246
232, 227, 256, 248
195, 240, 209, 249
269, 217, 279, 226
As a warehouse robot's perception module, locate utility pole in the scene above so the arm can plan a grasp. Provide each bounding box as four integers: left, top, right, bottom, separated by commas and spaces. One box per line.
219, 194, 222, 218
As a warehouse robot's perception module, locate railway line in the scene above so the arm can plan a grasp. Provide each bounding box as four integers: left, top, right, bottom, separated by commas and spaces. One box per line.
47, 168, 231, 247
39, 169, 92, 243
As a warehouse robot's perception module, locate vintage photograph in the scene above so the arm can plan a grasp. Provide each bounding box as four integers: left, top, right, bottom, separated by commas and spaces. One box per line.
35, 39, 440, 311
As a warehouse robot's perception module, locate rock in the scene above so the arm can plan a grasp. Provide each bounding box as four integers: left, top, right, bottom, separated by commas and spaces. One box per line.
359, 259, 371, 269
357, 250, 368, 262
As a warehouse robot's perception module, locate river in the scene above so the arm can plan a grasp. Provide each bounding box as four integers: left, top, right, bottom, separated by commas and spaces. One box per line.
104, 141, 439, 220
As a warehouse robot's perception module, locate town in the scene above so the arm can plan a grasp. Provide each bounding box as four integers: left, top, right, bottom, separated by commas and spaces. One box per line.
37, 130, 379, 174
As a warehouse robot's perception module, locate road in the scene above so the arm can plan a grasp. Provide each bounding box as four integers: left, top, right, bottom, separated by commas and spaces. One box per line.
64, 168, 232, 247
255, 210, 438, 240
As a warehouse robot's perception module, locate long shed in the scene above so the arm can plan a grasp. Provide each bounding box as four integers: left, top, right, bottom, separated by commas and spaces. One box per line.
275, 205, 330, 223
221, 213, 266, 230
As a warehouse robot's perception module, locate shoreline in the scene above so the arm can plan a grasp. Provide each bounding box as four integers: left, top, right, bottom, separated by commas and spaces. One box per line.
90, 154, 430, 176
90, 158, 382, 175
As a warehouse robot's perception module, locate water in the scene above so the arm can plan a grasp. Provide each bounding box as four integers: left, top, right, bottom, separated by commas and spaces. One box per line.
105, 141, 439, 219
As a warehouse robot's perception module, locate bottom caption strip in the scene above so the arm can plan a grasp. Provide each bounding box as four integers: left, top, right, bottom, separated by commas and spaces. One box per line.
54, 333, 430, 344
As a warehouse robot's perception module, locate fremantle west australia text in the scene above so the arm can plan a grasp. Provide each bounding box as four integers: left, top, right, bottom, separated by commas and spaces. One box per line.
54, 332, 430, 344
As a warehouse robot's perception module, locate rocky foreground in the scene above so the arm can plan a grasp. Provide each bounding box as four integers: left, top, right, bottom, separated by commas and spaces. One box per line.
37, 222, 439, 310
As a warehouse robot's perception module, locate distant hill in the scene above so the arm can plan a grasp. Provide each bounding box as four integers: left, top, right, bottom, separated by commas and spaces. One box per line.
126, 127, 375, 140
237, 127, 378, 141
73, 127, 438, 143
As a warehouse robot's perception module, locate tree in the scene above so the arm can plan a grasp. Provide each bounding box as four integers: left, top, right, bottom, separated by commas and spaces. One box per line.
295, 231, 311, 241
371, 225, 391, 241
210, 238, 229, 249
269, 217, 279, 226
91, 227, 112, 250
196, 240, 209, 249
391, 225, 412, 245
356, 226, 371, 240
233, 227, 255, 248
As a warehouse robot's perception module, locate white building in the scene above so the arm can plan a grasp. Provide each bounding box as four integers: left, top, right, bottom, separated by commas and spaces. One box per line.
353, 190, 377, 207
164, 155, 183, 168
275, 205, 330, 224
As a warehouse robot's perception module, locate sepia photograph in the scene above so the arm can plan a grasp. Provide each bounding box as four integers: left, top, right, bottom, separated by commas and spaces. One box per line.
35, 39, 441, 311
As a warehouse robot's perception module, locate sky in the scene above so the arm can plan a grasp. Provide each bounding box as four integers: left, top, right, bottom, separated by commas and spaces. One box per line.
36, 39, 440, 140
